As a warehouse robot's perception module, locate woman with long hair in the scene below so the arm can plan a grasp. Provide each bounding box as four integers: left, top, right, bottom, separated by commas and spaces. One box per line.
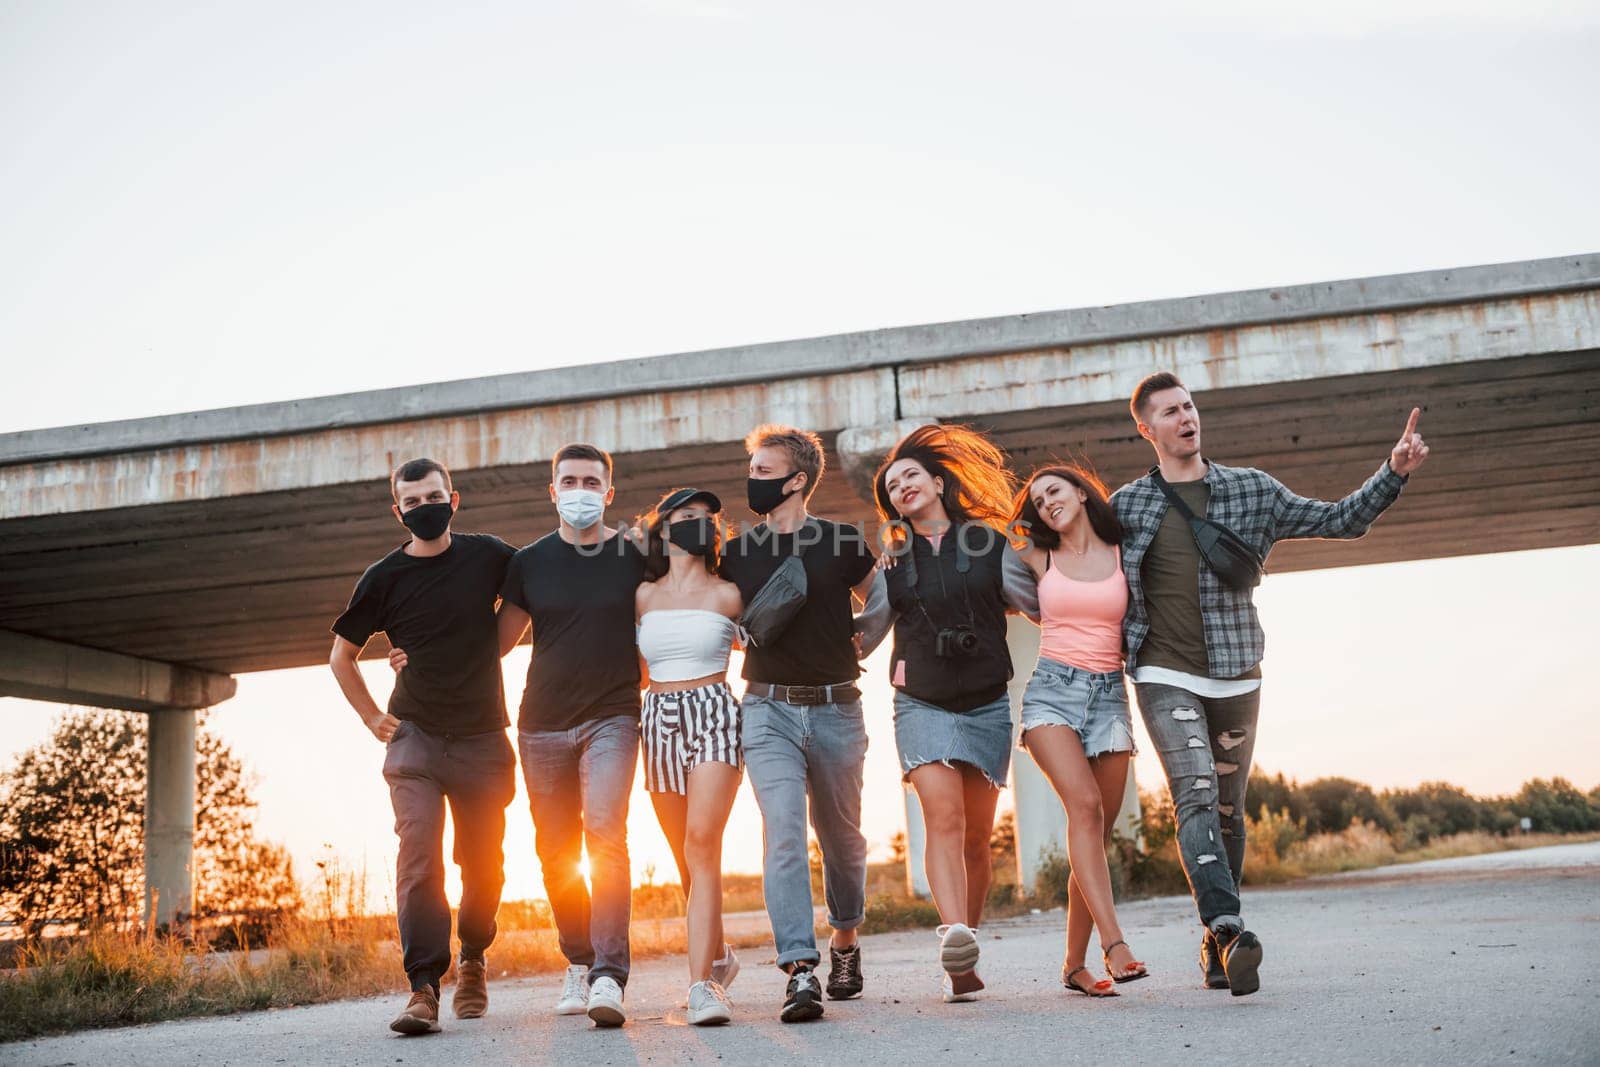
862, 424, 1026, 1003
1012, 464, 1146, 997
635, 487, 745, 1025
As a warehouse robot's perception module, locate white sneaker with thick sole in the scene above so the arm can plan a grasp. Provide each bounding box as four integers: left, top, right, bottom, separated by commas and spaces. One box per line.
555, 964, 590, 1016
687, 979, 732, 1026
937, 923, 980, 973
937, 924, 984, 1001
711, 944, 740, 990
587, 975, 626, 1027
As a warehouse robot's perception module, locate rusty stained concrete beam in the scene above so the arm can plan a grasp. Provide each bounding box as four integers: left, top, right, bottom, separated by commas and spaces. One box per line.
3, 369, 895, 521
0, 629, 237, 712
898, 290, 1600, 421
5, 253, 1597, 467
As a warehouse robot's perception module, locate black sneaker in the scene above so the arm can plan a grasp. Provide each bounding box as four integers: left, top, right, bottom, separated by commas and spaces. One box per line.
780, 965, 825, 1023
826, 944, 863, 1000
1217, 928, 1263, 997
1199, 931, 1229, 990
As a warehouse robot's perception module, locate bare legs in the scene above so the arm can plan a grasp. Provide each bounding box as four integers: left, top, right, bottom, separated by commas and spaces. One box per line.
907, 761, 1001, 928
1025, 726, 1139, 975
649, 763, 740, 980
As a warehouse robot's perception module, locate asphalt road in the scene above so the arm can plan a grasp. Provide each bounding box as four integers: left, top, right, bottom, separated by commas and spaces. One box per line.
11, 842, 1599, 1066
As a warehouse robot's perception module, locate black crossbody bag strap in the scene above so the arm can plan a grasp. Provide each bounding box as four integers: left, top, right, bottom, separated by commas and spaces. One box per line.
1150, 469, 1202, 524
1149, 467, 1266, 590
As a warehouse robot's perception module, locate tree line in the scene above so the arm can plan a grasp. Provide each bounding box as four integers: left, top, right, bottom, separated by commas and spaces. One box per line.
0, 711, 301, 941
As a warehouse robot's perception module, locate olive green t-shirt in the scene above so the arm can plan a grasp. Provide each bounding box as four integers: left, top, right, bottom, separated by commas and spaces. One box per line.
1136, 479, 1262, 680
1137, 479, 1211, 675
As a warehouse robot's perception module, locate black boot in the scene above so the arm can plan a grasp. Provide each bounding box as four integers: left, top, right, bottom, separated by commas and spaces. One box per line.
1199, 931, 1229, 990
1214, 925, 1263, 997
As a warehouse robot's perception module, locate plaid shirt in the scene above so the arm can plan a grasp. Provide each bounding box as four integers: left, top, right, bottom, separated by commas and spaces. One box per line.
1112, 459, 1406, 679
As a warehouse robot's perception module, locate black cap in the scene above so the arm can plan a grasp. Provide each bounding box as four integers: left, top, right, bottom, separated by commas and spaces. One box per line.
657, 487, 722, 515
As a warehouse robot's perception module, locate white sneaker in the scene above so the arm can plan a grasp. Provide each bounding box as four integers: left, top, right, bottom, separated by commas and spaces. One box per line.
687, 979, 732, 1026
937, 924, 984, 1002
711, 944, 740, 990
587, 975, 626, 1027
555, 964, 590, 1015
936, 923, 980, 974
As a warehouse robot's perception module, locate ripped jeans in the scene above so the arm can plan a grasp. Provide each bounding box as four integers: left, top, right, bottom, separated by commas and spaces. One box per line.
1135, 682, 1261, 927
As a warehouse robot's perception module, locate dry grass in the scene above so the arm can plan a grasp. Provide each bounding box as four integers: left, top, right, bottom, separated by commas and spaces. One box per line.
1244, 820, 1600, 885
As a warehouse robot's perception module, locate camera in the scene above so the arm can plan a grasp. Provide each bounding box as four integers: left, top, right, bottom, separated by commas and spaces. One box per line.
935, 626, 981, 659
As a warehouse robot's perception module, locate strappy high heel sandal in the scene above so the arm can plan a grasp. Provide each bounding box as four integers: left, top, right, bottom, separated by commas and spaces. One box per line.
1062, 965, 1119, 997
1102, 940, 1149, 983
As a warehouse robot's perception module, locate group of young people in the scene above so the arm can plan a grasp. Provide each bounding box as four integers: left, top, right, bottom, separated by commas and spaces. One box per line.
329, 371, 1430, 1034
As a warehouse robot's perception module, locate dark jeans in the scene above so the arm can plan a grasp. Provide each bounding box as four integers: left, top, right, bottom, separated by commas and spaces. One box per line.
383, 721, 517, 992
518, 715, 639, 987
1135, 682, 1262, 928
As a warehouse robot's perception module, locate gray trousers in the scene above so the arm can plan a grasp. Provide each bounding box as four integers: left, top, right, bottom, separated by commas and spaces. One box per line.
383, 722, 517, 992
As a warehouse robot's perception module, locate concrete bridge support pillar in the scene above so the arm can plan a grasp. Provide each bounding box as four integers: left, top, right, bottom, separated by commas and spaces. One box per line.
0, 630, 233, 930
145, 708, 197, 928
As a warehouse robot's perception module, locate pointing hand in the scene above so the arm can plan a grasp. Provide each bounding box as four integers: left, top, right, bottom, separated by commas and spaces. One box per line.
1390, 407, 1431, 477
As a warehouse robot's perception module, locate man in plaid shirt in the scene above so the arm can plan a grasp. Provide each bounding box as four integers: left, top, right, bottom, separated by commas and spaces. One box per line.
1112, 371, 1430, 997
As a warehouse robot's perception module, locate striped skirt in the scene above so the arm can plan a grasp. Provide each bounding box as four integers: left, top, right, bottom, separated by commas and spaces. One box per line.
641, 681, 742, 795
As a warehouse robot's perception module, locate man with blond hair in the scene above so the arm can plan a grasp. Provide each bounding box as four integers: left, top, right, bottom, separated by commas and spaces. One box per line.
720, 425, 879, 1023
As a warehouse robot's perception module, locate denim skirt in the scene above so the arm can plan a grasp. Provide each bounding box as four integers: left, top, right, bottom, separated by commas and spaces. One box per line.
892, 690, 1014, 789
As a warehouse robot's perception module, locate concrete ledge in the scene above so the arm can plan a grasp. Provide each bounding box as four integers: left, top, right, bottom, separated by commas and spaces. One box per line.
4, 253, 1596, 465
0, 629, 237, 711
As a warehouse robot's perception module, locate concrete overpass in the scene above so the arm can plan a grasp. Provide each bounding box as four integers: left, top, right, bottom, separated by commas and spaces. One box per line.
3, 254, 1597, 921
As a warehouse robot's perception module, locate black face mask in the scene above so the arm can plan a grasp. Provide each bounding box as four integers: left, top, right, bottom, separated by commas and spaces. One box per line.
747, 473, 799, 516
400, 501, 454, 541
666, 517, 715, 557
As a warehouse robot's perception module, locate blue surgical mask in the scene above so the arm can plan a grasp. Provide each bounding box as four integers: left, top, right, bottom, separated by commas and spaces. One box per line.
556, 488, 605, 530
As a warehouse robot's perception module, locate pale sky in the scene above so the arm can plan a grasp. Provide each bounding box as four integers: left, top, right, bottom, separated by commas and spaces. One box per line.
3, 2, 1598, 907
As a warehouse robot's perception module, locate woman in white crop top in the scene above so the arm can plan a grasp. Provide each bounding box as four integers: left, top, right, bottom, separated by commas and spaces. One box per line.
635, 486, 745, 1025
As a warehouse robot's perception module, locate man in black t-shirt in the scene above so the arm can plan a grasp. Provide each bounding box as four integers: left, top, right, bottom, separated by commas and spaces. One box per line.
330, 458, 517, 1036
720, 425, 877, 1023
497, 443, 645, 1028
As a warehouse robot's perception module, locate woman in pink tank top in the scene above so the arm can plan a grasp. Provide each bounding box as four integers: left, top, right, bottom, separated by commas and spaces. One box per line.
1012, 464, 1147, 997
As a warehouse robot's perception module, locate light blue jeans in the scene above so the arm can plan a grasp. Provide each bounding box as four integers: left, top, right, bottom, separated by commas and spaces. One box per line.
518, 715, 639, 987
740, 694, 869, 969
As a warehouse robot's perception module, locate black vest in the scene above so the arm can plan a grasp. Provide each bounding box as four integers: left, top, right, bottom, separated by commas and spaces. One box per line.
885, 524, 1012, 712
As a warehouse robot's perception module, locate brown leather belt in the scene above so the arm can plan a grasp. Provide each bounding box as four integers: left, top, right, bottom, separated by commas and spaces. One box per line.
745, 681, 861, 706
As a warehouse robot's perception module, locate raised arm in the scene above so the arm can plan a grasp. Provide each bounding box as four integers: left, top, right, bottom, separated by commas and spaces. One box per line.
329, 636, 399, 742
1269, 408, 1429, 542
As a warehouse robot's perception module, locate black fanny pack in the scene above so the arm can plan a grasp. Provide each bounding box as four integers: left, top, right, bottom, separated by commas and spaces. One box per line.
740, 520, 814, 648
1150, 468, 1265, 590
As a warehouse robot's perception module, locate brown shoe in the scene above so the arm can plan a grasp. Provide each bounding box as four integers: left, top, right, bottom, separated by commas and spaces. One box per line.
390, 987, 441, 1035
453, 957, 488, 1019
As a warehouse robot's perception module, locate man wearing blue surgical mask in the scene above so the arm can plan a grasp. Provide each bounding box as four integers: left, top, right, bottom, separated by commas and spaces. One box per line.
496, 442, 645, 1027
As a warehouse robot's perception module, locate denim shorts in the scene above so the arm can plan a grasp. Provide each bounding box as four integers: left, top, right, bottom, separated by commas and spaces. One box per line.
892, 690, 1013, 789
1020, 657, 1134, 759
